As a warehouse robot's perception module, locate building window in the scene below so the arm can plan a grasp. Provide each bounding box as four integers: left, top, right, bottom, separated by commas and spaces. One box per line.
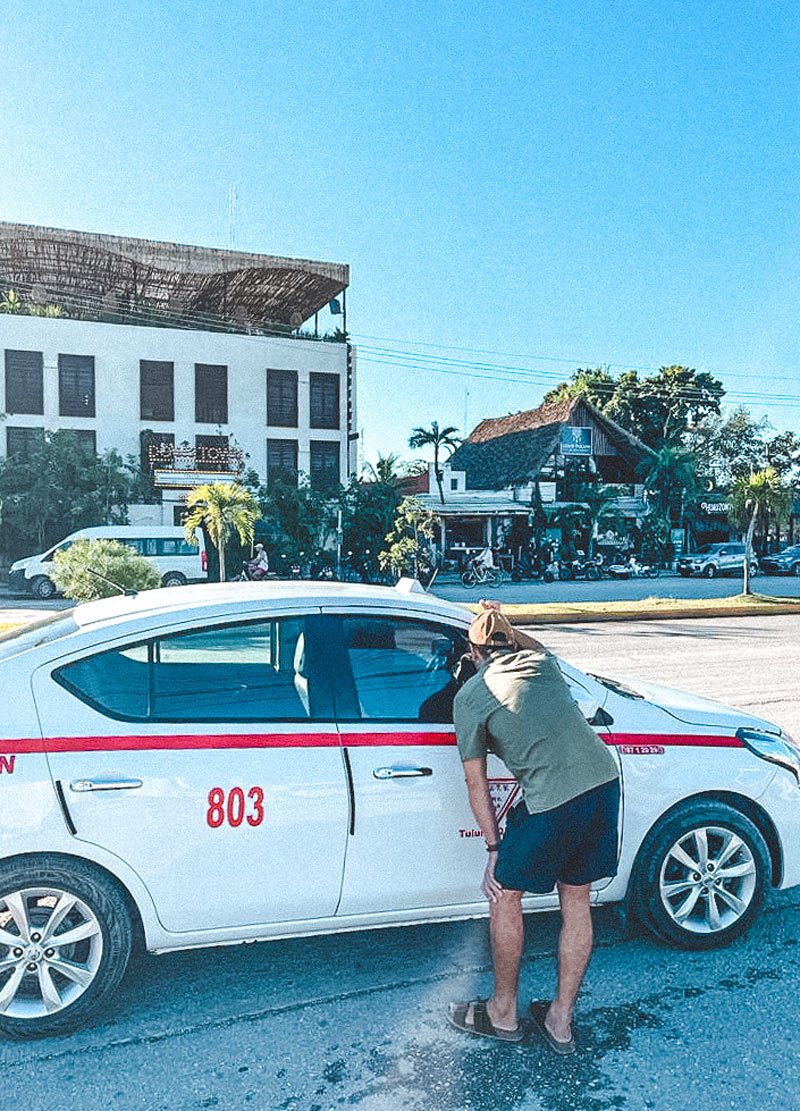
195, 364, 227, 424
450, 478, 459, 491
267, 438, 298, 486
62, 429, 97, 454
310, 373, 340, 430
267, 369, 298, 427
4, 350, 44, 414
310, 440, 340, 490
195, 434, 229, 469
141, 430, 175, 473
6, 426, 44, 459
59, 354, 95, 417
173, 504, 188, 527
140, 360, 174, 421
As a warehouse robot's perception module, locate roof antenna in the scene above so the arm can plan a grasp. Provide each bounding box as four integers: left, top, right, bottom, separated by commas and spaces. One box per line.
86, 567, 138, 597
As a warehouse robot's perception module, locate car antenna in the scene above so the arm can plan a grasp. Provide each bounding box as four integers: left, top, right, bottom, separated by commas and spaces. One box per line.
86, 567, 138, 597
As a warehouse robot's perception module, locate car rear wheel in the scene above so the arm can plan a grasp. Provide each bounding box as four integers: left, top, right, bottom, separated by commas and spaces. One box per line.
30, 576, 56, 600
703, 565, 717, 579
161, 571, 187, 588
0, 856, 133, 1039
793, 563, 800, 577
585, 564, 600, 581
633, 800, 770, 950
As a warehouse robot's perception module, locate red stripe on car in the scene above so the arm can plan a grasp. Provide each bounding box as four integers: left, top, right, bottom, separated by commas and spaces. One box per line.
1, 730, 743, 753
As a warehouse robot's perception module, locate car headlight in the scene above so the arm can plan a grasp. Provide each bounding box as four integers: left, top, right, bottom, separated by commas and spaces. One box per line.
737, 728, 800, 785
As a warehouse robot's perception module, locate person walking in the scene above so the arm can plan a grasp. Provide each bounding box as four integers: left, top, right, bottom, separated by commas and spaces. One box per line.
447, 602, 620, 1054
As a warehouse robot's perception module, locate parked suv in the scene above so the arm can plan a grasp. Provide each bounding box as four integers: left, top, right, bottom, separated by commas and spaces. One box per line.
758, 545, 800, 577
676, 543, 758, 579
8, 526, 207, 599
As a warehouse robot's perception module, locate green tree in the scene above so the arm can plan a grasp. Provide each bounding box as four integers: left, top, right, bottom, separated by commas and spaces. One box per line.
687, 406, 769, 487
571, 483, 624, 557
379, 496, 438, 579
0, 289, 23, 313
766, 430, 800, 483
408, 421, 460, 504
257, 475, 333, 566
729, 468, 793, 595
184, 481, 261, 582
340, 472, 402, 577
0, 431, 136, 560
638, 445, 698, 524
51, 538, 161, 602
543, 367, 617, 409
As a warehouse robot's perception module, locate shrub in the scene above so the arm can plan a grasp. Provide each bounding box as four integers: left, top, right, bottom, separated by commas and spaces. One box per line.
51, 539, 162, 602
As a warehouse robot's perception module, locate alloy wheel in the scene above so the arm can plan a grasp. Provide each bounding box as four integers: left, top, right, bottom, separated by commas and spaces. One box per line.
0, 888, 103, 1019
658, 826, 757, 935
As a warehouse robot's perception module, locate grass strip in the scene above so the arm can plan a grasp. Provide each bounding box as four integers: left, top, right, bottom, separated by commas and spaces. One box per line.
466, 592, 800, 624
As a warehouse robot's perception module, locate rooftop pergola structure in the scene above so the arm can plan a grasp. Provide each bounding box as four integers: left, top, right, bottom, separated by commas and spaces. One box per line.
0, 222, 349, 335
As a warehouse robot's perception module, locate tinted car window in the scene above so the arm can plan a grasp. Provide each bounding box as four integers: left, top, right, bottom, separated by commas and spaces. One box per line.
55, 618, 321, 721
152, 619, 312, 720
57, 643, 150, 718
340, 616, 467, 722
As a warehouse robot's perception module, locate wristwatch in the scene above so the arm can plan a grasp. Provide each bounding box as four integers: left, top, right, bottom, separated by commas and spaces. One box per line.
486, 842, 501, 853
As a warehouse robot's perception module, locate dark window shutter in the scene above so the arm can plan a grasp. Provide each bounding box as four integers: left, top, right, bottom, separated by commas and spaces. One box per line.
6, 426, 44, 459
267, 438, 298, 485
195, 364, 228, 423
140, 361, 174, 421
59, 355, 95, 417
267, 369, 298, 427
62, 429, 97, 454
310, 441, 340, 490
5, 350, 44, 414
310, 373, 340, 429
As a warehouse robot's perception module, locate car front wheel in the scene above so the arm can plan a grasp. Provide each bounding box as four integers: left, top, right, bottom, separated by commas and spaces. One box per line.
0, 856, 133, 1039
793, 563, 800, 577
633, 800, 770, 950
30, 576, 56, 600
703, 565, 717, 578
161, 571, 187, 588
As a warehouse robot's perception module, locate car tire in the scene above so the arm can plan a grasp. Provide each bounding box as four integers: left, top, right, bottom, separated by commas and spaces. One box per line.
793, 563, 800, 577
30, 576, 56, 600
678, 569, 690, 578
585, 565, 600, 581
749, 564, 759, 578
632, 800, 770, 951
703, 565, 717, 579
161, 571, 187, 588
0, 855, 134, 1039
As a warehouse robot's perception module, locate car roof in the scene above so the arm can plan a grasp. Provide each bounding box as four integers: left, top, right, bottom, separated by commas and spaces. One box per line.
73, 579, 471, 632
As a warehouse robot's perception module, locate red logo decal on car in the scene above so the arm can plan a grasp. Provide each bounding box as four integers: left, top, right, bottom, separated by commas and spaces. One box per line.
0, 755, 15, 774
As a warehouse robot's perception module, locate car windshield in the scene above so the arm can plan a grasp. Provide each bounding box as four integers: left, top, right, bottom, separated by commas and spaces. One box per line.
588, 673, 645, 699
0, 611, 79, 660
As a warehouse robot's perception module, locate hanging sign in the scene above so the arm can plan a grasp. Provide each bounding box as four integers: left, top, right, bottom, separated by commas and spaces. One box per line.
560, 427, 593, 456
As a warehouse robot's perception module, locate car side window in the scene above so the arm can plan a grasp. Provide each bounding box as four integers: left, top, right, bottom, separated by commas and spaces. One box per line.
55, 618, 321, 721
57, 643, 150, 718
340, 616, 467, 723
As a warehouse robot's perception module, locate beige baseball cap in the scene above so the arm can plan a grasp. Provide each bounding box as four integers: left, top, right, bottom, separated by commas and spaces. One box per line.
468, 600, 544, 653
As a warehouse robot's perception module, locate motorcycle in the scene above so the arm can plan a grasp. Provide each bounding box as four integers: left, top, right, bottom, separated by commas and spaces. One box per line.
605, 555, 659, 580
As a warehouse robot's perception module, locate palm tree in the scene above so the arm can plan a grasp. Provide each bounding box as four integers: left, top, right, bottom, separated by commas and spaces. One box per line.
365, 452, 402, 486
184, 481, 261, 582
408, 422, 460, 504
572, 483, 623, 557
729, 468, 792, 595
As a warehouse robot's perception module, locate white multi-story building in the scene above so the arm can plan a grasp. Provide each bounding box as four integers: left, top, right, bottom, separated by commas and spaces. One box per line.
0, 223, 355, 525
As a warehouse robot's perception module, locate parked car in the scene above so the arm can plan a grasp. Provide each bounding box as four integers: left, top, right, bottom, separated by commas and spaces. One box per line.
8, 526, 208, 599
758, 545, 800, 577
1, 579, 799, 1038
676, 543, 758, 578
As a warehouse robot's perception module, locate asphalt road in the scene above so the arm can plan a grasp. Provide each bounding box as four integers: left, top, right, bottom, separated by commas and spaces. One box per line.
3, 616, 800, 1111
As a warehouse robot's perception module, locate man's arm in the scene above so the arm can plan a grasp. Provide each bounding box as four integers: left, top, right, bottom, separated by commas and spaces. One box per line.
462, 756, 505, 902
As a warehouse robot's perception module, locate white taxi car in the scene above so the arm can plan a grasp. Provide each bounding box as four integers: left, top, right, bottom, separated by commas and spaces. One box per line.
1, 580, 799, 1039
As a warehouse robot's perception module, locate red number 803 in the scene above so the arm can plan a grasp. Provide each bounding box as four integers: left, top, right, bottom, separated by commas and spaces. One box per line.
206, 786, 265, 828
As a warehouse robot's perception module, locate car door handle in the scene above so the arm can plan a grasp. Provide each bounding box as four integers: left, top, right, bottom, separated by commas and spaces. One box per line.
373, 766, 433, 779
69, 778, 143, 792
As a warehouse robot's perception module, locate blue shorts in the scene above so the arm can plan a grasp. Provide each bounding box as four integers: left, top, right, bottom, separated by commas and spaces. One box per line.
494, 778, 620, 893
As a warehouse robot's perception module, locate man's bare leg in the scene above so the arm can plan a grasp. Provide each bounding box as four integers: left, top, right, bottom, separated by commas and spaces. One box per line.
484, 888, 524, 1030
546, 882, 593, 1043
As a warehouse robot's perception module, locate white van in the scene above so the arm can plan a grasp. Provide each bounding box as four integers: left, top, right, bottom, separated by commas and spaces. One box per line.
8, 526, 208, 599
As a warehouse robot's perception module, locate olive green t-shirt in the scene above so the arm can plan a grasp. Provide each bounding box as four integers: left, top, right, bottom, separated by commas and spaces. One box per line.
453, 648, 619, 814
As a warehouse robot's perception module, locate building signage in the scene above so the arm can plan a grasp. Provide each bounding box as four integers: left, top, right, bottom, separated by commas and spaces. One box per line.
153, 469, 239, 489
560, 427, 592, 456
699, 501, 731, 515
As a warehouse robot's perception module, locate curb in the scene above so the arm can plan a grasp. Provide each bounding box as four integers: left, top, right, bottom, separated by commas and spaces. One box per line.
481, 603, 800, 625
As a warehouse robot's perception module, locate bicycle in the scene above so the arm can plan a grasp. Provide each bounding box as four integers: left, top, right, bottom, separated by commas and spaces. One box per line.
460, 562, 506, 587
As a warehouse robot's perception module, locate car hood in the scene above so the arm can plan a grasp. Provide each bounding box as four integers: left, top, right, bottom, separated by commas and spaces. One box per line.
617, 676, 782, 734
10, 557, 32, 572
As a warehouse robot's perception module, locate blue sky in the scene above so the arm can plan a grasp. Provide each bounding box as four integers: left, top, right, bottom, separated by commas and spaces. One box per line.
4, 1, 800, 466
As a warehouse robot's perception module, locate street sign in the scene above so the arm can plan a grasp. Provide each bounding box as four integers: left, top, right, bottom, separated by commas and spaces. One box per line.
153, 469, 239, 489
